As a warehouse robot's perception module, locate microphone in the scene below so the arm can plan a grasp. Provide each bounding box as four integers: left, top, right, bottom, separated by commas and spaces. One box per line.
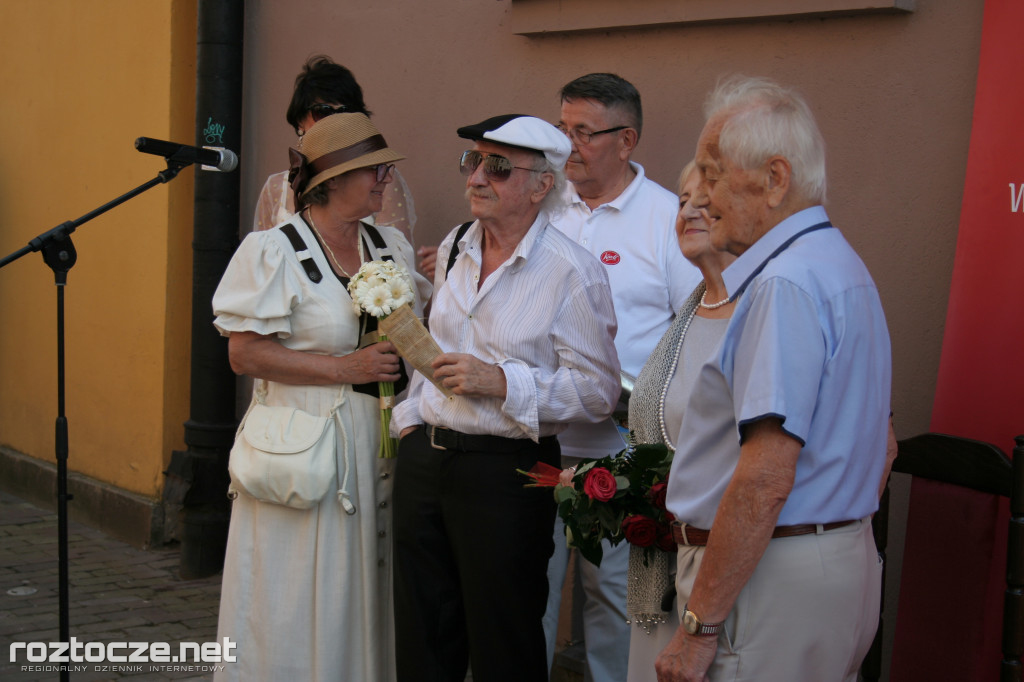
134, 137, 238, 172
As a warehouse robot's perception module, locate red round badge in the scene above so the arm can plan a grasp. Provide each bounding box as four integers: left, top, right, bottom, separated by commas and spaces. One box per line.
600, 251, 621, 265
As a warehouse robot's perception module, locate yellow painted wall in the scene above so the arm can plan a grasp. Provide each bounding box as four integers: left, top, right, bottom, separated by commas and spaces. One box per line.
0, 0, 197, 498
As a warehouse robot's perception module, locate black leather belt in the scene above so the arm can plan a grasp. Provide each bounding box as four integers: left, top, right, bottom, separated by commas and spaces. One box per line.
423, 424, 554, 453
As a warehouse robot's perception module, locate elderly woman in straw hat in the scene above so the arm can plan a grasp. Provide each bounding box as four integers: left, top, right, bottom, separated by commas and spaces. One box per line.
211, 113, 430, 682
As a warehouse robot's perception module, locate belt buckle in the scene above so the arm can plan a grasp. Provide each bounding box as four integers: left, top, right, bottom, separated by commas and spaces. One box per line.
428, 426, 447, 451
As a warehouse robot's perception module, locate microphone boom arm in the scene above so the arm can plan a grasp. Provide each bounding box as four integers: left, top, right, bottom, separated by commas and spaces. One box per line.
0, 158, 186, 271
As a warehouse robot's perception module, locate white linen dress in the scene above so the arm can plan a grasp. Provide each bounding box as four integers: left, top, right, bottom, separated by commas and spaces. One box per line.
211, 214, 425, 682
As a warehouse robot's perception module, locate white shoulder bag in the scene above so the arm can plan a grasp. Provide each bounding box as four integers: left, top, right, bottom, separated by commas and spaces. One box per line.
227, 380, 350, 511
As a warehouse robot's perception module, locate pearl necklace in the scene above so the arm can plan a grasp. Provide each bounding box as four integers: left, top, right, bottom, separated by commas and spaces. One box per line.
307, 208, 362, 279
657, 296, 700, 449
699, 291, 730, 309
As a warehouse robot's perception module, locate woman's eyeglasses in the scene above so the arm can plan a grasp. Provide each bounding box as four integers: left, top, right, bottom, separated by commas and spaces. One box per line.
459, 150, 540, 182
309, 103, 347, 122
371, 164, 395, 183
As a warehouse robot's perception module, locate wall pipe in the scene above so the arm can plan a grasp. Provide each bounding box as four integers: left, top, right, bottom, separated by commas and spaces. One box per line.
168, 0, 243, 580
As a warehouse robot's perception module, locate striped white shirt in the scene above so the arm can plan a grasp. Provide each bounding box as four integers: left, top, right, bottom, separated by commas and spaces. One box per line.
392, 211, 621, 442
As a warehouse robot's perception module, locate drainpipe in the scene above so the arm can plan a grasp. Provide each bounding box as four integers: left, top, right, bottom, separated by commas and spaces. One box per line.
167, 0, 243, 580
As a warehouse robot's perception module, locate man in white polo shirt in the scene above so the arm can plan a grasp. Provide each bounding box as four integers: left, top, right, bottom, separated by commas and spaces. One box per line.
543, 73, 701, 682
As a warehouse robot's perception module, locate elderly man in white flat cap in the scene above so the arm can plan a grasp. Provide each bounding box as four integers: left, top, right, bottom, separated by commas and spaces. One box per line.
392, 114, 621, 682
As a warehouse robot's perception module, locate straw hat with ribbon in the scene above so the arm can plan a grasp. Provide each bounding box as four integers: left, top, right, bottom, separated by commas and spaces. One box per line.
288, 113, 405, 206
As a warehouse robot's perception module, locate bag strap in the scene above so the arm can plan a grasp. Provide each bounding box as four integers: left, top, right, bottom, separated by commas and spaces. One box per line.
445, 221, 474, 279
253, 378, 269, 405
281, 218, 402, 283
281, 221, 323, 283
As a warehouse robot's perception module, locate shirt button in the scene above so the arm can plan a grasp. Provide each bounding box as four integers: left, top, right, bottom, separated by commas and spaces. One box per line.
378, 558, 386, 567
378, 530, 387, 538
468, 314, 473, 319
379, 501, 388, 509
381, 472, 390, 480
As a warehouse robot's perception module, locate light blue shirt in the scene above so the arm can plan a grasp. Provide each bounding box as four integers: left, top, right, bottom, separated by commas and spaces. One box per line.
665, 206, 892, 527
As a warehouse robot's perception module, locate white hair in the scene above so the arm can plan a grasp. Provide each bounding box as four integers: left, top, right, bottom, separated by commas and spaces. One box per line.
704, 75, 827, 204
533, 155, 568, 215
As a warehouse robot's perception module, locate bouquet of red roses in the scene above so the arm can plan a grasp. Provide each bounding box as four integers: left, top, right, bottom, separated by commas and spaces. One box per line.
521, 442, 674, 567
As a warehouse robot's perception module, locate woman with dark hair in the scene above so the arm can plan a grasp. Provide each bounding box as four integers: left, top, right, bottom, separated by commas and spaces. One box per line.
213, 113, 430, 682
253, 55, 417, 244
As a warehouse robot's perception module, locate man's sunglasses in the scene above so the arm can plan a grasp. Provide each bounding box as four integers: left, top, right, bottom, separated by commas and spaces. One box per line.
459, 150, 540, 182
309, 103, 347, 122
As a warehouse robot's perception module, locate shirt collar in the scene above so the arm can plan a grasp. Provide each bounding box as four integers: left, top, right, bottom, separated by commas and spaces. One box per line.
461, 210, 551, 272
567, 161, 647, 212
722, 205, 831, 299
510, 210, 550, 267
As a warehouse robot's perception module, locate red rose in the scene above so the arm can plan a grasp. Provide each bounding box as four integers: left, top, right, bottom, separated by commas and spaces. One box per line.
649, 482, 668, 510
622, 514, 657, 547
655, 523, 676, 553
583, 467, 617, 502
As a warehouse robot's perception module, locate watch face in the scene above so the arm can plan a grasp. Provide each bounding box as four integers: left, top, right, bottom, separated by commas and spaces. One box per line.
683, 610, 699, 635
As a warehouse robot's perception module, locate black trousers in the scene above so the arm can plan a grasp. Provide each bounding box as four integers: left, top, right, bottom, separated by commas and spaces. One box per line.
393, 426, 560, 682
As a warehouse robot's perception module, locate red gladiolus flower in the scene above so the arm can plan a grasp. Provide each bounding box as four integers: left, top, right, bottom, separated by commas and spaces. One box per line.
520, 461, 563, 487
622, 514, 657, 547
583, 467, 617, 502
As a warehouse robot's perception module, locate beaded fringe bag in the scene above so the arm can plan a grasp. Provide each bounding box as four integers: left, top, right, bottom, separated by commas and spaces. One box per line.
624, 284, 705, 631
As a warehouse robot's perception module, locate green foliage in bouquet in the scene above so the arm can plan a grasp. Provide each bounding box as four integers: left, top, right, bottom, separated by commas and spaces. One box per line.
555, 443, 674, 567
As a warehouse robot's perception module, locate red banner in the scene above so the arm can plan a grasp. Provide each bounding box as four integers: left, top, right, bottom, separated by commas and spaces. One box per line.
892, 0, 1024, 678
930, 1, 1024, 444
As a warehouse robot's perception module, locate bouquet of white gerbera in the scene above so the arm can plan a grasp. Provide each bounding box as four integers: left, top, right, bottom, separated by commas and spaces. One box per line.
348, 260, 415, 318
347, 260, 415, 458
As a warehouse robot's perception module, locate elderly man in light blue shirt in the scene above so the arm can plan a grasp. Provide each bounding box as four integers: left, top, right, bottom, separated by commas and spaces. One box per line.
656, 76, 890, 682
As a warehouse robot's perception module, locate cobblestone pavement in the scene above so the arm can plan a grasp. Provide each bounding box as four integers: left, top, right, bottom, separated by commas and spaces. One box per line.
1, 488, 584, 682
0, 491, 223, 682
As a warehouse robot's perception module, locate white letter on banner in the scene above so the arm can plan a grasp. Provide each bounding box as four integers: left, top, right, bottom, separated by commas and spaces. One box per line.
1010, 183, 1024, 212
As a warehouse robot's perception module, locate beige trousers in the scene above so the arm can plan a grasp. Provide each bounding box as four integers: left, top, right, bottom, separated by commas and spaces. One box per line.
675, 519, 882, 682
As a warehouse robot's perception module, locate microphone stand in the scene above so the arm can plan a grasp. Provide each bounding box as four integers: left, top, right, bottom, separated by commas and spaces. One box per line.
0, 157, 190, 682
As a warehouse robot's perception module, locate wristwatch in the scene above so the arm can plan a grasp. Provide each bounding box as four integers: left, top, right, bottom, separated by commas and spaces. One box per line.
682, 605, 724, 637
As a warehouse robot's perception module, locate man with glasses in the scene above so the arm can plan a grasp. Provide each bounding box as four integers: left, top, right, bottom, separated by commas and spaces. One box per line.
544, 73, 701, 682
391, 114, 621, 682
